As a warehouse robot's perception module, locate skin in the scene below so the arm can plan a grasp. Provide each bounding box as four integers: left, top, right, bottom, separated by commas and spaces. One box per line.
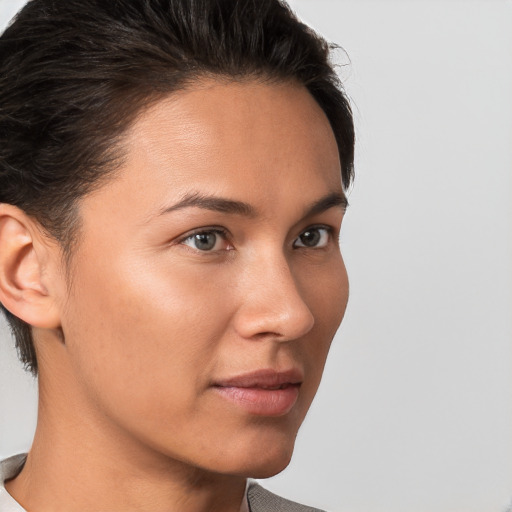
0, 79, 349, 512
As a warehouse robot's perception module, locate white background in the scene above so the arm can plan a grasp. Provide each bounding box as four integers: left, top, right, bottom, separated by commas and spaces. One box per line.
1, 1, 511, 511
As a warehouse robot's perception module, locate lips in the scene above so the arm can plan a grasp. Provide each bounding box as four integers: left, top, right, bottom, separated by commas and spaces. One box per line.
212, 368, 303, 416
214, 368, 303, 388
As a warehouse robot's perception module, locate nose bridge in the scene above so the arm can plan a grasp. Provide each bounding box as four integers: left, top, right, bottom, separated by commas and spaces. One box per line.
234, 246, 315, 341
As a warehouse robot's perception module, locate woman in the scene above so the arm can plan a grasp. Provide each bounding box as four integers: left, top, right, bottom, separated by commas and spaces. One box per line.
0, 0, 354, 510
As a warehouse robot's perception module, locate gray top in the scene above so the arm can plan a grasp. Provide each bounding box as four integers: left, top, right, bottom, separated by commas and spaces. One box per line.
0, 454, 326, 512
0, 455, 25, 512
247, 481, 326, 512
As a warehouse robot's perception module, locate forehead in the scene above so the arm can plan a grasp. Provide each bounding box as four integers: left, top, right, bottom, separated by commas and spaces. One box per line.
82, 79, 343, 223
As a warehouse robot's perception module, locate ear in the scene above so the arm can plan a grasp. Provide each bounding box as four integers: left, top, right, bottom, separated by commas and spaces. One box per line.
0, 204, 61, 329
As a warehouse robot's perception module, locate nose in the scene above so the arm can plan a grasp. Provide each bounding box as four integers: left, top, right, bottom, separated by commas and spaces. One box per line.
232, 252, 315, 342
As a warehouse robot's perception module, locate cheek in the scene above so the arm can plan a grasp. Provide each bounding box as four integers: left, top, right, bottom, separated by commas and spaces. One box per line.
299, 255, 348, 380
61, 252, 234, 424
302, 252, 348, 330
327, 255, 349, 327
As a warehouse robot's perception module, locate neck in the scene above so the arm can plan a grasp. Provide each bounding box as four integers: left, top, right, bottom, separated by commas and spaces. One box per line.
5, 353, 247, 512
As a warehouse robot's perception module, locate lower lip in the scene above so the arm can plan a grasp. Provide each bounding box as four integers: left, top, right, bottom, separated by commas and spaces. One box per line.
213, 384, 300, 416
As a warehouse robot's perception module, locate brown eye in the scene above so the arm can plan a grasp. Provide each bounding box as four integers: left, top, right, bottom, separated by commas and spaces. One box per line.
294, 227, 330, 248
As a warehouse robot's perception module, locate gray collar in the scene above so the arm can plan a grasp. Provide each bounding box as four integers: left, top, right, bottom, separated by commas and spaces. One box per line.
0, 454, 27, 511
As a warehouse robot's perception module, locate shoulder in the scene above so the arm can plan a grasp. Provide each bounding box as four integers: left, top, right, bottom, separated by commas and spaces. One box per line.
247, 481, 327, 512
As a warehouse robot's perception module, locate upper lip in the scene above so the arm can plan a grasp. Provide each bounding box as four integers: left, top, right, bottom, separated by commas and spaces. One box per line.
213, 368, 303, 389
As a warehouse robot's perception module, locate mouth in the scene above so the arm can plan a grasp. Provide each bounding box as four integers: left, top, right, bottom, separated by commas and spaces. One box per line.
245, 383, 295, 390
212, 368, 303, 417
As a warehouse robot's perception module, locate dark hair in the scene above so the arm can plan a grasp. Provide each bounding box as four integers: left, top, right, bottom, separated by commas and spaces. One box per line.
0, 0, 355, 375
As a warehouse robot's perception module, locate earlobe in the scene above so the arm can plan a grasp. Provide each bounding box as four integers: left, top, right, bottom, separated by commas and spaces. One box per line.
0, 204, 61, 329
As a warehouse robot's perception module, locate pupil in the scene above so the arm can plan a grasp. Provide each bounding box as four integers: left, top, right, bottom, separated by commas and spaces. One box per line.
301, 230, 320, 247
194, 233, 216, 250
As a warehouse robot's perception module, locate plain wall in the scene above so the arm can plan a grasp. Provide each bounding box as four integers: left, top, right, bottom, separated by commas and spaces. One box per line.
1, 1, 511, 511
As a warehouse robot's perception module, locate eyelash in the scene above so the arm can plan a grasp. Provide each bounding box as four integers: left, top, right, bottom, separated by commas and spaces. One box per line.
178, 225, 334, 253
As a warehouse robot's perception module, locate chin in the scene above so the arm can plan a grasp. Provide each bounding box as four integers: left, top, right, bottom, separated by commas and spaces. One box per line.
223, 438, 296, 479
245, 456, 293, 479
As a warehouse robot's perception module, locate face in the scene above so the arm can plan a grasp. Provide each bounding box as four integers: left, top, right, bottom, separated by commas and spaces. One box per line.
56, 80, 349, 478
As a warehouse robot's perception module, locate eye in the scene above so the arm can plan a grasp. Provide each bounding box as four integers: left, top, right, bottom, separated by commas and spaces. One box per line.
181, 229, 231, 252
293, 226, 331, 248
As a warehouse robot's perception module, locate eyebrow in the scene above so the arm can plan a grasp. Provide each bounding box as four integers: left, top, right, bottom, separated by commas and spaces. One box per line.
159, 191, 256, 217
158, 190, 348, 218
305, 192, 348, 217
